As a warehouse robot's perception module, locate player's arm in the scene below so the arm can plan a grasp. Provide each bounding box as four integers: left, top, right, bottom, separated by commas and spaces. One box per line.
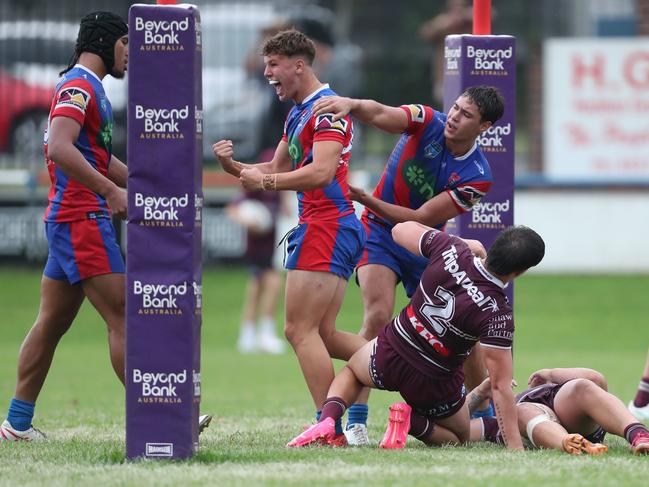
483, 346, 524, 451
391, 221, 485, 256
107, 155, 127, 188
47, 116, 126, 219
240, 140, 341, 192
212, 139, 292, 178
312, 96, 408, 134
352, 186, 460, 228
528, 368, 607, 391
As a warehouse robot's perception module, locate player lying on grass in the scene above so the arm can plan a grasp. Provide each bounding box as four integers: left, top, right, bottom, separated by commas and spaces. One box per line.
468, 367, 649, 455
286, 222, 545, 450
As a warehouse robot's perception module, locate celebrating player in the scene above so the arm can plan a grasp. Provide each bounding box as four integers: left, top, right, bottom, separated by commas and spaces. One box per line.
0, 12, 128, 441
469, 367, 649, 455
311, 85, 505, 444
286, 222, 545, 450
212, 29, 366, 443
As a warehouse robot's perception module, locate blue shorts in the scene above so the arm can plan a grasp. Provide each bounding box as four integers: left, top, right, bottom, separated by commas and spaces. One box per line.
357, 215, 429, 297
44, 218, 125, 285
285, 214, 365, 280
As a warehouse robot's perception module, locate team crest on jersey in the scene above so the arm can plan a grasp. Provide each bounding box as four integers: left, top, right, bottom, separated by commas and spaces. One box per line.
314, 114, 348, 136
424, 141, 442, 159
405, 104, 425, 124
55, 87, 91, 114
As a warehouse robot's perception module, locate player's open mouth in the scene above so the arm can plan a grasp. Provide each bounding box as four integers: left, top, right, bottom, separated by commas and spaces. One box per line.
268, 79, 281, 95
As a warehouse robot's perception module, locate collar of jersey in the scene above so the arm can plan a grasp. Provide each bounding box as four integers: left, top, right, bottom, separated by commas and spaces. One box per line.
473, 256, 506, 289
453, 140, 478, 161
73, 64, 103, 84
298, 83, 330, 107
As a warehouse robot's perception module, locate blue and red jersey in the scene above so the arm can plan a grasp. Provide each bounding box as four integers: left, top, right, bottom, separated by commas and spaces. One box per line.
281, 84, 355, 223
44, 65, 114, 222
368, 104, 492, 229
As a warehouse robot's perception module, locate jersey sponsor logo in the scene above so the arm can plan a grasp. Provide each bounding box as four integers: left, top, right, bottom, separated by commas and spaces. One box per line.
406, 305, 451, 356
424, 141, 442, 159
440, 244, 499, 311
55, 87, 90, 114
288, 136, 303, 165
404, 104, 425, 123
314, 114, 349, 136
486, 314, 512, 339
402, 160, 437, 200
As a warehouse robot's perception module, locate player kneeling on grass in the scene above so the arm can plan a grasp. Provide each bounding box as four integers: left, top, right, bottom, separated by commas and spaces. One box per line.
287, 222, 545, 450
468, 367, 649, 455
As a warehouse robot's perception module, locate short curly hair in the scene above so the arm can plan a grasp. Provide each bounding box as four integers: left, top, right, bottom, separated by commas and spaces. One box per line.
262, 29, 316, 65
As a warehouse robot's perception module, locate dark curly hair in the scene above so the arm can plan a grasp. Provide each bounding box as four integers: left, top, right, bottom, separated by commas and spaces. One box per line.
262, 29, 316, 65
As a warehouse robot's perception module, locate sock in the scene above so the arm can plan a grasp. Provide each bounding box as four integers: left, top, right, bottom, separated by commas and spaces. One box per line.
259, 317, 277, 336
481, 416, 503, 444
409, 412, 435, 441
633, 377, 649, 407
624, 422, 649, 444
7, 397, 35, 431
317, 397, 347, 435
470, 400, 495, 419
346, 403, 368, 428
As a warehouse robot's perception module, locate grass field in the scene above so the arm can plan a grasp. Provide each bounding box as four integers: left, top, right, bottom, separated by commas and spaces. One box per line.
0, 267, 648, 486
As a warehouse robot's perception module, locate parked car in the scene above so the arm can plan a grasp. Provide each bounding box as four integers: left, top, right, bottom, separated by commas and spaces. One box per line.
0, 20, 127, 166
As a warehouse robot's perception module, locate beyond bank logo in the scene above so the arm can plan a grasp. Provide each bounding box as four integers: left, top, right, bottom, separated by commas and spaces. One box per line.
133, 369, 187, 404
133, 280, 188, 316
135, 16, 190, 51
478, 123, 511, 153
135, 105, 189, 140
466, 45, 513, 72
470, 199, 511, 229
134, 193, 189, 227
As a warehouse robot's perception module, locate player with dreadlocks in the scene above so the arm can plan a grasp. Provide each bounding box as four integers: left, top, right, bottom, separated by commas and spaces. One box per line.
0, 11, 129, 441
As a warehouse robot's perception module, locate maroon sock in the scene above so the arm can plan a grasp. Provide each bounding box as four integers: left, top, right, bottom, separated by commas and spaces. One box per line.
633, 378, 649, 407
320, 397, 347, 423
481, 416, 503, 444
624, 422, 649, 444
409, 412, 435, 441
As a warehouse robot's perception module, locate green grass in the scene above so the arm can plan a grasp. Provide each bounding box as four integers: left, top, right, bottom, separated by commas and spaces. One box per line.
0, 268, 648, 486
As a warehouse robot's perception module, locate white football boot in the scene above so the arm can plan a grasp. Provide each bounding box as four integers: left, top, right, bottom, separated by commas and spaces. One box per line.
237, 325, 257, 353
198, 414, 212, 434
0, 419, 46, 442
628, 401, 649, 421
344, 423, 370, 446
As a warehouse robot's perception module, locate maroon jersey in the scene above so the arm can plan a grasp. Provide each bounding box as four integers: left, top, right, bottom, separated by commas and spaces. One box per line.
386, 230, 513, 377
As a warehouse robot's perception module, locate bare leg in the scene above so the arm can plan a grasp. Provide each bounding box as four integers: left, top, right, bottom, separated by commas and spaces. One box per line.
327, 339, 377, 404
554, 378, 641, 438
81, 273, 125, 384
318, 277, 368, 361
284, 270, 349, 408
353, 264, 398, 405
242, 274, 261, 323
14, 276, 85, 402
516, 402, 567, 450
417, 402, 470, 445
258, 269, 282, 320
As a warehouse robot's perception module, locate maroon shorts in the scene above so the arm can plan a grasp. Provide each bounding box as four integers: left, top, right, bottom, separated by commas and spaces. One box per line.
517, 381, 606, 444
369, 329, 466, 419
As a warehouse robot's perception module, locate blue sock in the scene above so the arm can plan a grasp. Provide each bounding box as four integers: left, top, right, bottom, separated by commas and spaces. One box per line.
7, 398, 35, 431
470, 400, 495, 419
316, 409, 343, 436
346, 403, 369, 428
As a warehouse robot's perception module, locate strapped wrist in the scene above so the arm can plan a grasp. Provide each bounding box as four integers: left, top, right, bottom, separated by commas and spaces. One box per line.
262, 173, 277, 191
